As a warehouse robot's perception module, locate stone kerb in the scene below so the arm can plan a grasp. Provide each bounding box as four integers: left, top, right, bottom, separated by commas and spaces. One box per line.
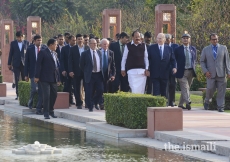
0, 83, 7, 97
147, 107, 183, 138
53, 92, 69, 109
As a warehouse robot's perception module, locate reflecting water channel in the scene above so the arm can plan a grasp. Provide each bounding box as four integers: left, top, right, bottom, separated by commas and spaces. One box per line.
0, 111, 200, 162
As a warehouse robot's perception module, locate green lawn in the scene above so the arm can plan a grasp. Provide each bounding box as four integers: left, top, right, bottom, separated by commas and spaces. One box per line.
175, 92, 203, 107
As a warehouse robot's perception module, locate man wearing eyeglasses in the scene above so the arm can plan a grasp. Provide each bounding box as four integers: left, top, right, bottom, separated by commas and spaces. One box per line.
201, 33, 230, 112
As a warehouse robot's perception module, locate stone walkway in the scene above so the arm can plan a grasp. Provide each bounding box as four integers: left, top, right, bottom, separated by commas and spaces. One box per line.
2, 82, 230, 161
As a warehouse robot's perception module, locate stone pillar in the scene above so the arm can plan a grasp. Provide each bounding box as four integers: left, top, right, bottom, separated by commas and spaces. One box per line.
1, 19, 14, 82
27, 16, 41, 42
155, 4, 176, 42
102, 9, 121, 39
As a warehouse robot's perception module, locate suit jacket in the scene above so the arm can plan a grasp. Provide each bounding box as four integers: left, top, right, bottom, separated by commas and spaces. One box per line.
56, 45, 62, 61
148, 44, 176, 79
24, 45, 37, 78
60, 45, 70, 73
35, 48, 60, 83
174, 45, 197, 78
200, 44, 230, 78
109, 41, 122, 74
69, 45, 90, 77
8, 40, 29, 67
100, 49, 116, 80
80, 49, 103, 83
170, 43, 179, 52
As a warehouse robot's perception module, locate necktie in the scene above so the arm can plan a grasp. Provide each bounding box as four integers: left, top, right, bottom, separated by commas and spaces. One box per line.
121, 45, 124, 56
213, 46, 217, 59
103, 50, 108, 72
37, 46, 40, 54
160, 46, 163, 60
93, 51, 97, 72
185, 47, 190, 68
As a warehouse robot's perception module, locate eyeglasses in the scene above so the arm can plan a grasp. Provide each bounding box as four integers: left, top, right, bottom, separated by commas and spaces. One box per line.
211, 39, 218, 41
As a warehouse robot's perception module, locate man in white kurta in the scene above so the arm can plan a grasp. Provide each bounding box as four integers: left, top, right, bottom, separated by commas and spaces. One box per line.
121, 31, 149, 94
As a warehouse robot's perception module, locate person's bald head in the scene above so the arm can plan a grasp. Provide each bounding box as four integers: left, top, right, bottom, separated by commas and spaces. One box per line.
89, 38, 97, 50
156, 33, 165, 45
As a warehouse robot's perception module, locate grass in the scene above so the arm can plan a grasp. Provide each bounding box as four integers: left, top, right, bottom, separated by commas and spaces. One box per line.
175, 92, 203, 108
224, 110, 230, 113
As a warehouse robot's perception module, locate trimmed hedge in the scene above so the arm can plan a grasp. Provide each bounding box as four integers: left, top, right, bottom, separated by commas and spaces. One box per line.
0, 75, 2, 83
18, 81, 63, 107
104, 92, 166, 129
202, 90, 230, 110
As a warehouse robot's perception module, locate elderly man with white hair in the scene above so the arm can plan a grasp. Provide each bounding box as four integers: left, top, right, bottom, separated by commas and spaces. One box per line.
148, 33, 177, 97
95, 38, 116, 109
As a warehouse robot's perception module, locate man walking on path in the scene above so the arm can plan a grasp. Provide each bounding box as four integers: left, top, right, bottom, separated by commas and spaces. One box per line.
201, 33, 230, 112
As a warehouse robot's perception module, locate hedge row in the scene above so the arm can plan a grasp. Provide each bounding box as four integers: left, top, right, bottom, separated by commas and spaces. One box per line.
202, 90, 230, 110
18, 81, 63, 107
0, 75, 2, 83
104, 92, 166, 129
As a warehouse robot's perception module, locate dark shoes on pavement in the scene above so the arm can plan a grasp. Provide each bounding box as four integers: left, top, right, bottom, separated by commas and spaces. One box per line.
77, 105, 82, 109
36, 111, 43, 115
12, 83, 16, 88
178, 103, 191, 110
204, 102, 209, 110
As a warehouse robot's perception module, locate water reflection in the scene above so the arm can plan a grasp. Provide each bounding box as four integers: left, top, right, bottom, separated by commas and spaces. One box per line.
0, 111, 200, 161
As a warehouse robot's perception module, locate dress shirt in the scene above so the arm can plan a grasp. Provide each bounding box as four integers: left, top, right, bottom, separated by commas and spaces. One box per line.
48, 48, 58, 68
90, 49, 100, 72
35, 45, 40, 60
169, 42, 172, 47
183, 45, 192, 68
59, 45, 64, 52
78, 45, 85, 56
18, 42, 23, 51
158, 44, 164, 56
121, 40, 149, 72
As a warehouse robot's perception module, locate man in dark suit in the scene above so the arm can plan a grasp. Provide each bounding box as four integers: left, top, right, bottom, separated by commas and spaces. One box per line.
165, 34, 179, 107
144, 31, 153, 94
24, 34, 43, 114
56, 34, 65, 60
149, 33, 177, 97
60, 35, 76, 105
83, 34, 89, 46
34, 38, 60, 119
8, 31, 29, 100
109, 32, 129, 93
69, 34, 90, 109
80, 39, 104, 112
56, 34, 65, 84
97, 38, 116, 109
175, 33, 197, 110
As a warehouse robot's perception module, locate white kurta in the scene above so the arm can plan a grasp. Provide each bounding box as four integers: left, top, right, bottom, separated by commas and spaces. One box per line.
127, 69, 147, 94
121, 41, 149, 94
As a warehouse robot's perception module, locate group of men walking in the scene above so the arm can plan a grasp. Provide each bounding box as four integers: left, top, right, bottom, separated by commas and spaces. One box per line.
7, 30, 230, 119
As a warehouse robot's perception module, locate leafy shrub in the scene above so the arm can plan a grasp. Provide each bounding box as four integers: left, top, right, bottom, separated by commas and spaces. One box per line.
18, 81, 63, 107
104, 92, 166, 129
202, 90, 230, 110
0, 75, 2, 83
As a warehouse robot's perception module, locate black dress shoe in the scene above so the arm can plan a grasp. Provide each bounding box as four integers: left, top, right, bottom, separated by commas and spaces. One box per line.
218, 108, 224, 112
44, 116, 50, 119
70, 102, 75, 105
28, 106, 32, 109
99, 104, 104, 110
12, 83, 16, 88
50, 114, 57, 118
89, 109, 93, 112
85, 104, 88, 108
77, 105, 82, 109
186, 103, 191, 110
15, 97, 18, 100
168, 102, 174, 107
95, 104, 99, 110
204, 102, 209, 110
178, 105, 187, 109
36, 111, 43, 115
